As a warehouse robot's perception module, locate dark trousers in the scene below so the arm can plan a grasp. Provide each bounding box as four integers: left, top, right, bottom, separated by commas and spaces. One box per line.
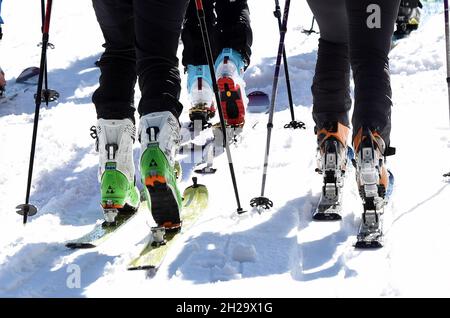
307, 0, 400, 147
181, 0, 253, 68
92, 0, 189, 121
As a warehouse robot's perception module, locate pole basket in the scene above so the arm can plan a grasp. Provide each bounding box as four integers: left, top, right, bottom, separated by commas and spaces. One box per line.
35, 89, 59, 103
302, 28, 318, 36
284, 120, 306, 129
250, 196, 274, 210
16, 204, 38, 217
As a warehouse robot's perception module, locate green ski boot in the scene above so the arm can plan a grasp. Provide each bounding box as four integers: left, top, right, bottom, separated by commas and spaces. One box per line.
139, 111, 182, 231
96, 118, 140, 223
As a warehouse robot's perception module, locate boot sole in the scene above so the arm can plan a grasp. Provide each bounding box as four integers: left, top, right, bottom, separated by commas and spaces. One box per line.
217, 77, 245, 126
146, 180, 181, 231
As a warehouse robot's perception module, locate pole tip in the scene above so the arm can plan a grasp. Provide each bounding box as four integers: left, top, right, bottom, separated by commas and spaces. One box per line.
237, 208, 247, 215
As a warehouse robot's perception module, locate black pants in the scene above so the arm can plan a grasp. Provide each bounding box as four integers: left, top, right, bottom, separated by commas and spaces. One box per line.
92, 0, 189, 121
181, 0, 253, 68
307, 0, 400, 147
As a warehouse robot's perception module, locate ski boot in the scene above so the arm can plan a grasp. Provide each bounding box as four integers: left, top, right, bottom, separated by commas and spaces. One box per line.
96, 118, 140, 225
139, 111, 183, 233
353, 127, 392, 248
313, 122, 350, 220
215, 48, 247, 127
187, 64, 216, 128
394, 0, 422, 40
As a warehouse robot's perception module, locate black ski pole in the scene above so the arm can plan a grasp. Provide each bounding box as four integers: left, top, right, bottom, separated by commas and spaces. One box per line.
194, 0, 246, 214
16, 0, 53, 224
445, 0, 450, 125
444, 0, 450, 178
250, 0, 291, 210
302, 17, 318, 35
41, 0, 49, 105
40, 0, 56, 105
272, 0, 305, 130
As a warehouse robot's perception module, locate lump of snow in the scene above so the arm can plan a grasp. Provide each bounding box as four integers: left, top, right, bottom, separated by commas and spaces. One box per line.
211, 264, 240, 282
231, 243, 257, 263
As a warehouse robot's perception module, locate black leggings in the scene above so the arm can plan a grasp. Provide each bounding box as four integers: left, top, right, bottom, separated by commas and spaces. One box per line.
181, 0, 253, 68
92, 0, 189, 121
307, 0, 400, 146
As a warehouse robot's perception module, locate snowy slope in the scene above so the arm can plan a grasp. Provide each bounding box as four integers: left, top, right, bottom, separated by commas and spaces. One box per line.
0, 0, 449, 297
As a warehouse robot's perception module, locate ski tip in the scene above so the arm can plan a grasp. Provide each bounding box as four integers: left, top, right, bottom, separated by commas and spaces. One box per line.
127, 265, 156, 271
65, 242, 97, 249
15, 66, 40, 84
247, 91, 269, 113
354, 240, 383, 249
194, 167, 217, 174
312, 212, 342, 221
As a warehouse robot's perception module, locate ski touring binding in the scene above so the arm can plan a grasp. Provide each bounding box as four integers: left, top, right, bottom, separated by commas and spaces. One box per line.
102, 202, 119, 226
313, 139, 349, 221
355, 205, 383, 248
150, 226, 167, 247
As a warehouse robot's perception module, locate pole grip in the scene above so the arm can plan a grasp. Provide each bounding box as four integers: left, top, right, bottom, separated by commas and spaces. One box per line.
195, 0, 204, 11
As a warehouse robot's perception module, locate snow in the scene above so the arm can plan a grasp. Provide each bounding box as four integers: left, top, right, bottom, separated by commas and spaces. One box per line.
0, 0, 449, 298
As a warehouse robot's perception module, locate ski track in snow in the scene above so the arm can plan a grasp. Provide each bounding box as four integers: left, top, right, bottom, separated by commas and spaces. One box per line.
0, 0, 450, 297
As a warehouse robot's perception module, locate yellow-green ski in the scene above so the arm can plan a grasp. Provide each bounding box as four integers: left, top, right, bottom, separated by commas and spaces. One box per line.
128, 177, 208, 271
66, 208, 143, 249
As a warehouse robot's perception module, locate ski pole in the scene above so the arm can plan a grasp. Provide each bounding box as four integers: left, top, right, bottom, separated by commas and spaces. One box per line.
0, 0, 3, 40
444, 0, 450, 177
250, 0, 291, 210
273, 0, 305, 130
41, 0, 49, 105
40, 0, 55, 105
194, 0, 246, 214
445, 0, 450, 125
16, 0, 53, 224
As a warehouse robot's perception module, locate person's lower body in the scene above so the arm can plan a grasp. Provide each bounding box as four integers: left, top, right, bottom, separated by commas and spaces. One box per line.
92, 0, 188, 229
182, 0, 252, 126
307, 0, 399, 209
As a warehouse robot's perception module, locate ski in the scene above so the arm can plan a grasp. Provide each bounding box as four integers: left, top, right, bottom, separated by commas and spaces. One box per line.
127, 177, 208, 271
312, 187, 343, 221
354, 171, 395, 249
0, 66, 60, 104
0, 84, 33, 104
65, 207, 141, 249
